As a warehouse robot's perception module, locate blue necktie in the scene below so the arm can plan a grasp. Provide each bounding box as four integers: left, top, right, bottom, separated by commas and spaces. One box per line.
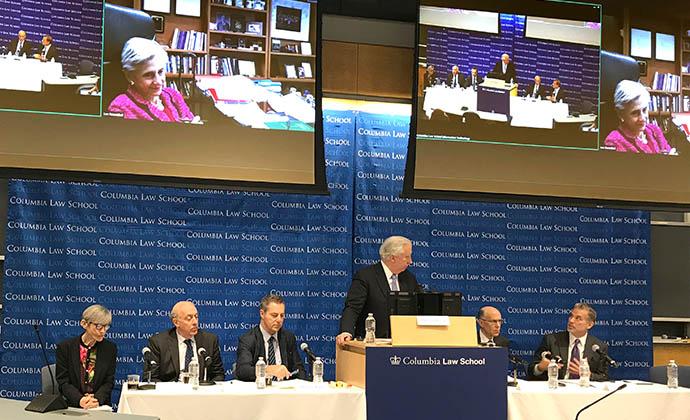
570, 338, 581, 379
267, 336, 276, 365
184, 339, 193, 371
390, 274, 400, 292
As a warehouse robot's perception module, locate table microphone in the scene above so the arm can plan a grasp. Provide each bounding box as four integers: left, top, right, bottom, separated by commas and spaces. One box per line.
574, 383, 627, 420
25, 324, 68, 413
197, 348, 215, 386
139, 347, 157, 390
592, 344, 619, 368
300, 343, 318, 363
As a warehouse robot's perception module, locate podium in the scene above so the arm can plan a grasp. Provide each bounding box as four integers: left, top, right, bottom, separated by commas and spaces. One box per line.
336, 316, 508, 420
477, 78, 518, 116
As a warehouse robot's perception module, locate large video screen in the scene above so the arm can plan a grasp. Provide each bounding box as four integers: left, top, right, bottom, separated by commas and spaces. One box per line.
406, 0, 690, 208
0, 0, 325, 192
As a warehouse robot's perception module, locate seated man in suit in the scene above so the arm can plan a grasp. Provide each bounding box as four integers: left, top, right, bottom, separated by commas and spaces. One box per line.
490, 53, 516, 83
336, 235, 418, 347
7, 30, 32, 56
528, 303, 609, 381
446, 65, 465, 89
148, 301, 225, 382
35, 34, 58, 62
525, 75, 547, 99
547, 79, 566, 103
464, 67, 483, 90
476, 306, 509, 347
235, 294, 306, 381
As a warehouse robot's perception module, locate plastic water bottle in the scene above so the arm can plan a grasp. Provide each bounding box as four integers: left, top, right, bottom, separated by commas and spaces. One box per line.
579, 357, 591, 387
547, 358, 559, 389
188, 357, 200, 389
312, 357, 324, 384
667, 360, 679, 389
255, 356, 266, 389
364, 313, 376, 344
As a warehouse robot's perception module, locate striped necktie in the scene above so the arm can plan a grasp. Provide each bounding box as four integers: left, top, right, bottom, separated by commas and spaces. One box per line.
267, 336, 276, 365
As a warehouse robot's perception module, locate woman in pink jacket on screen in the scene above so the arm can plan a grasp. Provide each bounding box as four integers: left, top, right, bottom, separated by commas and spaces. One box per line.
107, 37, 197, 123
604, 79, 676, 154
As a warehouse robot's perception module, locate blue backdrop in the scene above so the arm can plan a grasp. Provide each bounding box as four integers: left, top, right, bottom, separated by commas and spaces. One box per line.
1, 108, 651, 406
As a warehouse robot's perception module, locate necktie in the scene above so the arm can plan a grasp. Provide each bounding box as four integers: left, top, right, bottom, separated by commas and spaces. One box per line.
16, 42, 22, 54
267, 336, 276, 365
184, 339, 193, 371
390, 274, 400, 292
487, 338, 495, 347
570, 338, 581, 379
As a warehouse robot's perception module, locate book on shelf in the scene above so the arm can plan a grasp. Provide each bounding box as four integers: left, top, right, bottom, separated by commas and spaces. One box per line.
170, 28, 207, 51
651, 72, 680, 92
166, 79, 195, 97
212, 56, 256, 76
166, 54, 206, 74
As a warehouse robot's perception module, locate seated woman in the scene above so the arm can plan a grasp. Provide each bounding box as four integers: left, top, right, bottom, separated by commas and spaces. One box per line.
107, 37, 196, 122
56, 304, 117, 409
604, 80, 675, 154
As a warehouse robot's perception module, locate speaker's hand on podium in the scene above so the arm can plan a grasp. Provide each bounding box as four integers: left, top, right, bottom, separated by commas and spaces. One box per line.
336, 332, 352, 348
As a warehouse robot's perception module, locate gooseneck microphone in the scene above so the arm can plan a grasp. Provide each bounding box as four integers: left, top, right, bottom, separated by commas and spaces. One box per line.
197, 347, 215, 386
574, 383, 627, 420
138, 347, 157, 390
25, 324, 67, 413
592, 344, 619, 368
300, 343, 318, 363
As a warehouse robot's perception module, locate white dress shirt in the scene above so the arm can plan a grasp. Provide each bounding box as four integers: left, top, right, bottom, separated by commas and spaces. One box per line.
177, 331, 197, 372
565, 332, 587, 379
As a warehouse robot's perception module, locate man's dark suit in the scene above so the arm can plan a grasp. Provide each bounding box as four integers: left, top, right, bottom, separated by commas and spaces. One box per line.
147, 328, 225, 382
551, 87, 566, 103
446, 72, 465, 88
340, 262, 418, 339
527, 331, 609, 381
490, 60, 516, 83
7, 39, 32, 56
55, 336, 117, 407
464, 74, 484, 90
477, 332, 510, 347
40, 44, 59, 61
235, 325, 306, 381
525, 83, 547, 99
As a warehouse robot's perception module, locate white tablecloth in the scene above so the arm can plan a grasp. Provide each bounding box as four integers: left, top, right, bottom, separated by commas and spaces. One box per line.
0, 55, 62, 91
422, 85, 569, 129
509, 380, 690, 420
118, 380, 366, 420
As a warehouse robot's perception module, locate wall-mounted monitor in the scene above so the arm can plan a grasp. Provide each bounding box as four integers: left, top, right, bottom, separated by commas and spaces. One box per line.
406, 0, 690, 209
0, 1, 325, 194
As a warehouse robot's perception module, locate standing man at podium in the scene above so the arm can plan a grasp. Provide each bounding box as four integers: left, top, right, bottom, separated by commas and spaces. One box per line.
7, 30, 32, 56
490, 53, 516, 83
476, 306, 509, 347
336, 235, 418, 346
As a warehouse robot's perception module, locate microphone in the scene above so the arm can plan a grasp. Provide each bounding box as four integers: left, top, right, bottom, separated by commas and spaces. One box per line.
25, 324, 68, 413
139, 347, 157, 389
142, 346, 153, 362
575, 383, 627, 420
541, 351, 552, 360
592, 344, 619, 368
300, 343, 317, 363
197, 348, 215, 386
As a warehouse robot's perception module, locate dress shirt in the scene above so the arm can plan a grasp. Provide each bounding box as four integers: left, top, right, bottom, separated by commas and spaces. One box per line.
565, 332, 587, 379
381, 262, 397, 291
176, 331, 197, 371
259, 324, 282, 366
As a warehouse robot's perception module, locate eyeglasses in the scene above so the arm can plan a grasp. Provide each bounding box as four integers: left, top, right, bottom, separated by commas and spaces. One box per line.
89, 322, 110, 331
479, 319, 504, 325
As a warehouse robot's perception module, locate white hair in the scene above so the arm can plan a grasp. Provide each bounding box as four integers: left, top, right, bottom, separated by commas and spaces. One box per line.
82, 304, 112, 325
613, 80, 650, 111
121, 37, 168, 72
379, 236, 412, 260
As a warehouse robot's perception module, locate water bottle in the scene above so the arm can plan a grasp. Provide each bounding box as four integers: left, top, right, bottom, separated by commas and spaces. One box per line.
255, 357, 267, 389
188, 357, 200, 389
312, 357, 324, 384
667, 360, 679, 389
579, 357, 591, 387
547, 358, 559, 389
364, 313, 376, 344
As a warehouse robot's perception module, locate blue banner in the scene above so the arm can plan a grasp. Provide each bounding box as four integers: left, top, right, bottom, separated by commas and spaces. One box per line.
1, 109, 651, 406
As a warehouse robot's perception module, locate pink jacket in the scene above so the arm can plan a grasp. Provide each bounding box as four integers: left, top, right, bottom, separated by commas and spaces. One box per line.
107, 86, 194, 122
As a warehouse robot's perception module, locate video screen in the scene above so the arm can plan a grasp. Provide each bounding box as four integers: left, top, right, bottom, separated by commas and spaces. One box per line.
407, 0, 690, 208
0, 0, 324, 192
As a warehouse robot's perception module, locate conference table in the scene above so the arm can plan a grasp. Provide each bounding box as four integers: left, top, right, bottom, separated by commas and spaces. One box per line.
423, 85, 575, 129
509, 379, 690, 420
118, 379, 366, 420
0, 55, 62, 92
0, 397, 158, 420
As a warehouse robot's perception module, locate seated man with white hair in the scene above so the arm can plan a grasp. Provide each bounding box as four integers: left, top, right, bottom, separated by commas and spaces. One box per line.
336, 235, 418, 346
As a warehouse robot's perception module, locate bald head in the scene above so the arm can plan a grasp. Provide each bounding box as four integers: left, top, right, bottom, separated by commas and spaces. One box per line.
171, 301, 199, 339
476, 306, 503, 339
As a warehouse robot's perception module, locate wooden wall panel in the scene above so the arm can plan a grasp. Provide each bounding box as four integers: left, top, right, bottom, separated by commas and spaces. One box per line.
322, 40, 358, 94
357, 43, 413, 99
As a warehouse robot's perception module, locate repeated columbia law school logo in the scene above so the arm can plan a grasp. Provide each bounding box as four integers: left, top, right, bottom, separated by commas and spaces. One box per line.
0, 110, 652, 404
